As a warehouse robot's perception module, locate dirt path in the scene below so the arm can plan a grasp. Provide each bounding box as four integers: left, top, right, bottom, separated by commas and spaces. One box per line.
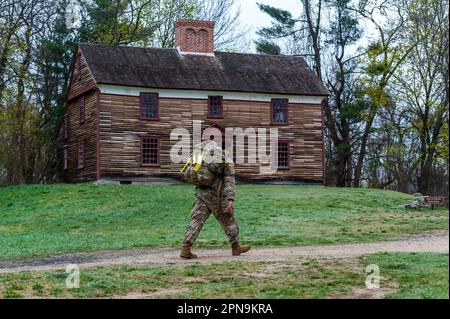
0, 230, 448, 274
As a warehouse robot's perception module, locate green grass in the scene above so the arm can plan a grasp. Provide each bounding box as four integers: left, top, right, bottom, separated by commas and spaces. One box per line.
0, 253, 447, 299
0, 258, 365, 298
0, 183, 448, 259
365, 252, 449, 299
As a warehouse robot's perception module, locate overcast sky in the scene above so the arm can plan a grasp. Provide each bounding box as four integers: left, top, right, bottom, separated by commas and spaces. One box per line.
235, 0, 377, 53
237, 0, 302, 52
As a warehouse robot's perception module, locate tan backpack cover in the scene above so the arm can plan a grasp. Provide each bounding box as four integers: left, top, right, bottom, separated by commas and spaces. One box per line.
180, 140, 223, 186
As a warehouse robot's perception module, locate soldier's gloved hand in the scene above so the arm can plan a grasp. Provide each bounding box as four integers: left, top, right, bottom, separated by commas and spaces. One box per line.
225, 200, 233, 214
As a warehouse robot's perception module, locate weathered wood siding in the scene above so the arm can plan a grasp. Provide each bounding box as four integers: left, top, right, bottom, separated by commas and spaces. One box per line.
57, 90, 98, 182
67, 48, 96, 101
98, 93, 323, 182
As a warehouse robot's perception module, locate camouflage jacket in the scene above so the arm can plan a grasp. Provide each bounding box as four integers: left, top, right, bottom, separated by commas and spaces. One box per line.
192, 140, 235, 202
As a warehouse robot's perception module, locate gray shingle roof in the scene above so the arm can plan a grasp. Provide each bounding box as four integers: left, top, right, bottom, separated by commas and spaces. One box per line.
79, 43, 329, 96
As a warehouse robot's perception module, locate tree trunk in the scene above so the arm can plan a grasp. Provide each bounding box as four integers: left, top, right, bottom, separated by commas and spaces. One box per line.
353, 105, 377, 187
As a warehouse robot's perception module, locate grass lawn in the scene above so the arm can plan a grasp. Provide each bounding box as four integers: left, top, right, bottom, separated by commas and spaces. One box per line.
365, 252, 449, 299
0, 183, 448, 259
0, 253, 447, 298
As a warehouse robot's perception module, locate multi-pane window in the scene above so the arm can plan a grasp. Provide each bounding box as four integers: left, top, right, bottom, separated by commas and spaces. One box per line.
208, 96, 223, 118
271, 99, 289, 124
78, 139, 85, 169
277, 140, 290, 169
140, 135, 160, 166
63, 145, 68, 170
79, 95, 85, 123
140, 92, 159, 120
63, 114, 69, 139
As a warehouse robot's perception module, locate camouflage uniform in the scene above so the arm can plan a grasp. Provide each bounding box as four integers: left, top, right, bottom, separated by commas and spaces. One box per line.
183, 140, 239, 245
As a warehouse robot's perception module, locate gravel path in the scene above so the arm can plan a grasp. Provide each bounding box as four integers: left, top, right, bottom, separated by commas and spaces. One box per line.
0, 230, 448, 274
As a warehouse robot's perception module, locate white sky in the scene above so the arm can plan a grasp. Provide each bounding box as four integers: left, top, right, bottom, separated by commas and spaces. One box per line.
236, 0, 379, 53
237, 0, 301, 52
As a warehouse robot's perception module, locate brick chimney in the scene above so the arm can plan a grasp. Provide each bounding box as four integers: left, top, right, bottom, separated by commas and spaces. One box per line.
174, 20, 215, 55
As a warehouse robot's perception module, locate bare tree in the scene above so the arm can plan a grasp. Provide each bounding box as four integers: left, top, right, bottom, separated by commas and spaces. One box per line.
352, 0, 417, 187
196, 0, 250, 52
148, 0, 250, 51
390, 0, 449, 194
148, 0, 197, 48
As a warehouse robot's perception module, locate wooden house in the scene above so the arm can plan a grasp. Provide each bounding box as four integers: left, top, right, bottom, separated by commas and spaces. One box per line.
57, 20, 328, 183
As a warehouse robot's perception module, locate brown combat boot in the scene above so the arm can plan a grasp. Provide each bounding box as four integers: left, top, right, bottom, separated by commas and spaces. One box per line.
231, 243, 251, 256
180, 244, 197, 259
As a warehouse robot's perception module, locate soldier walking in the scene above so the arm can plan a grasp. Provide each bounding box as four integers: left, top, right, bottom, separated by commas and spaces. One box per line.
180, 138, 251, 259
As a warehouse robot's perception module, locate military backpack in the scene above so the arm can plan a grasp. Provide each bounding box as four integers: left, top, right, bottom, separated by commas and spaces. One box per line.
180, 141, 223, 186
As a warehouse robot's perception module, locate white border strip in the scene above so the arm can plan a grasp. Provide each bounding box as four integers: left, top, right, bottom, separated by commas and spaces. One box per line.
97, 84, 326, 104
176, 46, 215, 57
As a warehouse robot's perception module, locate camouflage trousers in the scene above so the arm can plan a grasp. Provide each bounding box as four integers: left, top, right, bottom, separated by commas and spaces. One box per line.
183, 194, 240, 246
